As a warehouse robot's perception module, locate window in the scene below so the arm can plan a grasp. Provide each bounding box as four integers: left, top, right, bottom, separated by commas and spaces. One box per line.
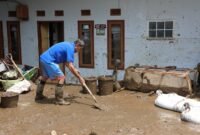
81, 10, 91, 16
55, 10, 64, 16
148, 21, 173, 39
8, 11, 16, 17
78, 21, 94, 68
37, 10, 45, 16
110, 9, 121, 16
7, 21, 22, 64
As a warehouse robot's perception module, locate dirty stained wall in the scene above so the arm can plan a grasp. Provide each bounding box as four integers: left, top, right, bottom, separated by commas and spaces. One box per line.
0, 0, 200, 83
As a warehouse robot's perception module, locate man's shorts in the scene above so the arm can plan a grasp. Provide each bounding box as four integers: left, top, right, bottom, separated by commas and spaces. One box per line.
40, 59, 65, 80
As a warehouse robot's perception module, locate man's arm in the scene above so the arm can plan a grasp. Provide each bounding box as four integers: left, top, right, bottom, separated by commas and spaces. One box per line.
65, 62, 85, 85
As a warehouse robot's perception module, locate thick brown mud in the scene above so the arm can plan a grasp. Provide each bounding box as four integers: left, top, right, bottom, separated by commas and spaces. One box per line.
0, 84, 200, 135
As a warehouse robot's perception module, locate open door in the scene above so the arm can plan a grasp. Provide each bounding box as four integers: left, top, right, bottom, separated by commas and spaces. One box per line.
40, 23, 49, 53
38, 21, 65, 73
7, 21, 22, 64
0, 21, 4, 58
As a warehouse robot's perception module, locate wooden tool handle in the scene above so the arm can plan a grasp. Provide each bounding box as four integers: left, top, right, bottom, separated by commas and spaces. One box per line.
83, 83, 97, 103
8, 54, 25, 79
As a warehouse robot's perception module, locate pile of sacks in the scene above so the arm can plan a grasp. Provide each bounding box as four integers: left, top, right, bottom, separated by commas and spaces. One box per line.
155, 90, 200, 124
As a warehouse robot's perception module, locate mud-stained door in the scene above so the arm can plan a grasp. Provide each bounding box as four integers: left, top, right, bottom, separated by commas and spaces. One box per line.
37, 21, 65, 72
0, 21, 4, 58
107, 20, 124, 69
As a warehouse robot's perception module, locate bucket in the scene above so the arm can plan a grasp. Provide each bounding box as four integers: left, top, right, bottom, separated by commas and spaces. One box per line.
0, 92, 19, 108
0, 78, 23, 90
98, 75, 114, 95
82, 77, 97, 94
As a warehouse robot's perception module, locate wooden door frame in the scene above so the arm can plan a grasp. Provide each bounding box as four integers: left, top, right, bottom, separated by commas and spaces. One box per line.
37, 21, 65, 73
37, 21, 64, 55
78, 20, 94, 68
107, 20, 125, 70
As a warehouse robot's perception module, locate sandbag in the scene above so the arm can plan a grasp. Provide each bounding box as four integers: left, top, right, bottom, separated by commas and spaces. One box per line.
155, 90, 200, 112
154, 90, 186, 112
181, 103, 200, 124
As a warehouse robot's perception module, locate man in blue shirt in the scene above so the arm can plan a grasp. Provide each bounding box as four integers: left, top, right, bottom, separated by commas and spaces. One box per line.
35, 39, 85, 105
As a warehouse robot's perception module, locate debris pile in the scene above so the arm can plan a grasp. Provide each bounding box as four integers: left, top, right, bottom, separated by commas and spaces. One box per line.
0, 54, 38, 96
124, 65, 197, 96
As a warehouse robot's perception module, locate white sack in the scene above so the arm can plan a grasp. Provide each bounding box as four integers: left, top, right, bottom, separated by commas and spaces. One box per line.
155, 90, 200, 112
181, 103, 200, 124
7, 79, 31, 94
154, 90, 186, 112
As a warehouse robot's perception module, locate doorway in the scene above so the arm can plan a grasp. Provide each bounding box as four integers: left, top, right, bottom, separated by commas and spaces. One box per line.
107, 20, 125, 70
0, 21, 4, 58
7, 21, 21, 64
78, 20, 94, 68
37, 21, 65, 72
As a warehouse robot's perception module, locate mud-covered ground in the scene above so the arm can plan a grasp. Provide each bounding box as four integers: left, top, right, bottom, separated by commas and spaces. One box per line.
0, 83, 200, 135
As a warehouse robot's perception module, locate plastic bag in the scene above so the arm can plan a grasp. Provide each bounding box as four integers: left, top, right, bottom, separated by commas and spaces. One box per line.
0, 60, 7, 73
2, 70, 18, 80
7, 79, 31, 93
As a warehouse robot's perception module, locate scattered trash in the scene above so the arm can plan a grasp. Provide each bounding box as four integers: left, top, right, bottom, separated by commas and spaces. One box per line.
2, 70, 18, 80
22, 65, 38, 81
0, 54, 36, 92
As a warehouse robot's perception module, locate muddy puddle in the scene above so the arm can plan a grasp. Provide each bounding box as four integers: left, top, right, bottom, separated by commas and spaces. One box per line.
0, 84, 200, 135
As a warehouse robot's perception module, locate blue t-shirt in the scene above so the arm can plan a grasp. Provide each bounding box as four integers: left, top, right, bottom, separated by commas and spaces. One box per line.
40, 41, 75, 64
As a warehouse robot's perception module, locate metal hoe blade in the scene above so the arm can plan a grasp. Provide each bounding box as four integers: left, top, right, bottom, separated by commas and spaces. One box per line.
83, 83, 104, 111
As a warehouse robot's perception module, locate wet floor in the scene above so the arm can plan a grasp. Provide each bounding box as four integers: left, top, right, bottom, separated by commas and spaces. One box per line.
0, 84, 200, 135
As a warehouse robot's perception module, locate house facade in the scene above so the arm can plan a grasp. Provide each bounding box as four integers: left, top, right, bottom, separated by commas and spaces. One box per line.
0, 0, 200, 83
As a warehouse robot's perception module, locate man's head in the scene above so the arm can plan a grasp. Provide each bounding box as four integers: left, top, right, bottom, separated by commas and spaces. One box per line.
75, 39, 85, 46
74, 39, 85, 53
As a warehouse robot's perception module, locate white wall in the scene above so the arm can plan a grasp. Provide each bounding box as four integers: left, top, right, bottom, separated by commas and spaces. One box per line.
0, 0, 200, 83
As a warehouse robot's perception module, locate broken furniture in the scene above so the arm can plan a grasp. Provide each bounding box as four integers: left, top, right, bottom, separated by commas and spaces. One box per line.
124, 66, 198, 96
